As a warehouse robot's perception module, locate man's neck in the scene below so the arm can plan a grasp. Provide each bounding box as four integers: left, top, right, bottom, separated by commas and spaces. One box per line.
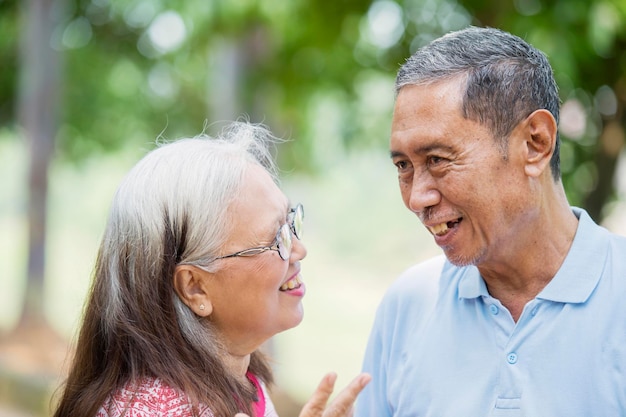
479, 201, 579, 322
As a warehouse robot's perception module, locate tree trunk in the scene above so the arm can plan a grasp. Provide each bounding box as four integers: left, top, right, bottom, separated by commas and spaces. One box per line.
17, 0, 60, 328
0, 1, 68, 405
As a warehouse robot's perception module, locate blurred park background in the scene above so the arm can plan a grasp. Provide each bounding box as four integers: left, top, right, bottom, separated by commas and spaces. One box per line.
1, 0, 626, 415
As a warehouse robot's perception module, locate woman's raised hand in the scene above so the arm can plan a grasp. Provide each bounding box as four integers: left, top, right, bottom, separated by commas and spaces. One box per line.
235, 372, 371, 417
298, 372, 371, 417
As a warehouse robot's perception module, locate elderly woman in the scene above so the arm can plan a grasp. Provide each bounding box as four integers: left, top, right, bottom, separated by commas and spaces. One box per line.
52, 122, 369, 417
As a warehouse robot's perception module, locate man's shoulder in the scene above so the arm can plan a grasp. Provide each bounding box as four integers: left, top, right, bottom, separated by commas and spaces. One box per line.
371, 255, 462, 343
381, 255, 453, 306
608, 229, 626, 247
398, 254, 448, 278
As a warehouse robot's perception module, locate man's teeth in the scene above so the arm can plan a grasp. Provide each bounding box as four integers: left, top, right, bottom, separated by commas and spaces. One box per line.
429, 219, 462, 236
280, 274, 302, 291
430, 222, 449, 236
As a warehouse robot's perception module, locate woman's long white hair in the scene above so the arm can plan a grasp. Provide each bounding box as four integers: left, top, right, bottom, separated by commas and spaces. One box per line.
53, 122, 281, 416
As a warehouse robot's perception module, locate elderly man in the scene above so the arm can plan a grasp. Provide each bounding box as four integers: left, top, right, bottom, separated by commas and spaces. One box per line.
357, 26, 626, 416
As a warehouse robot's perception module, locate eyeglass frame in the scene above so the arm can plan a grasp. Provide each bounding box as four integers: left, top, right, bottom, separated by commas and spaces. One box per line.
215, 203, 304, 261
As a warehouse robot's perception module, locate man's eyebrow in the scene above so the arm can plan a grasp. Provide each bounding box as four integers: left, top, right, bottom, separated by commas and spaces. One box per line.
390, 143, 454, 159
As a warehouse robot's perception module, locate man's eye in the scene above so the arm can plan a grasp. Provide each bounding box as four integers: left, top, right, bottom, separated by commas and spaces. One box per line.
395, 160, 409, 170
428, 156, 446, 166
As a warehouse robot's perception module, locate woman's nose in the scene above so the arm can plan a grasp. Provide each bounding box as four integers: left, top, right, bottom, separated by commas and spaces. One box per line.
290, 234, 307, 261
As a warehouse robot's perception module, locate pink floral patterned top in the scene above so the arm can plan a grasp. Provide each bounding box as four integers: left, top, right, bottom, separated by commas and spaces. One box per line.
96, 374, 278, 417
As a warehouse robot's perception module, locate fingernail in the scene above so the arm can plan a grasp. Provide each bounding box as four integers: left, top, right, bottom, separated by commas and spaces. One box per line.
326, 372, 338, 384
360, 373, 372, 386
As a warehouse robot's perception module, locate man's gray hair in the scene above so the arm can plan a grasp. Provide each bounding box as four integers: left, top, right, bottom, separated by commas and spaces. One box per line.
396, 26, 561, 180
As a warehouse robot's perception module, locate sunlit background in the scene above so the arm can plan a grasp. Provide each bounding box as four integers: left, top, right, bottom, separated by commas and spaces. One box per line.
1, 0, 626, 415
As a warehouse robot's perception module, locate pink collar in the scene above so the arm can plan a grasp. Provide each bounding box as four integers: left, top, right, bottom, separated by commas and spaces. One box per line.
246, 372, 266, 417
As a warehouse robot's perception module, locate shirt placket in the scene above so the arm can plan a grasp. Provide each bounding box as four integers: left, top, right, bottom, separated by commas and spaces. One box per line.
484, 295, 538, 417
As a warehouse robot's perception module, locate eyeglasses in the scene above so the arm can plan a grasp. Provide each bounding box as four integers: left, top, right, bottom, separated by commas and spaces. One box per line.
216, 204, 304, 261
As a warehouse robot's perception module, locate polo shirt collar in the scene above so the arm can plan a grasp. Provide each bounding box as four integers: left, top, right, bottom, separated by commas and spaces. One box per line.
458, 267, 488, 299
537, 207, 606, 303
458, 207, 606, 303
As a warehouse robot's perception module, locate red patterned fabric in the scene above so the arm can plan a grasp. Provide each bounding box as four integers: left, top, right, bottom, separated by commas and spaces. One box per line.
96, 376, 278, 417
96, 377, 214, 417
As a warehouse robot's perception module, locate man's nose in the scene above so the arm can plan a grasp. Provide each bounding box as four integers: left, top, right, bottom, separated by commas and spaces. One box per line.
407, 173, 440, 214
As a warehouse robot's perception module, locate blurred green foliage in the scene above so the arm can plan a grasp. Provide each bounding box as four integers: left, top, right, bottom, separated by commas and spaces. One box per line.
0, 0, 18, 126
1, 0, 625, 217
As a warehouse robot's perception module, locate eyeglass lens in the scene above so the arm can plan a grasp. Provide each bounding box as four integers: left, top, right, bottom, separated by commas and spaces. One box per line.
278, 223, 291, 260
278, 204, 304, 260
291, 204, 304, 239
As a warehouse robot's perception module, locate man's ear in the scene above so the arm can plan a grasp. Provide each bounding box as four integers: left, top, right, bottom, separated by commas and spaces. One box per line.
523, 109, 557, 178
173, 265, 212, 317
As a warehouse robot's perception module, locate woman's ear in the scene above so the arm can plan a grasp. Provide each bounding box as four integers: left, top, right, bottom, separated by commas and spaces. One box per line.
173, 265, 212, 317
523, 109, 557, 178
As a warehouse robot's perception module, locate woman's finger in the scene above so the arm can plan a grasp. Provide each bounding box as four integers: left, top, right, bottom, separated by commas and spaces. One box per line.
322, 373, 371, 417
298, 372, 372, 417
298, 372, 338, 417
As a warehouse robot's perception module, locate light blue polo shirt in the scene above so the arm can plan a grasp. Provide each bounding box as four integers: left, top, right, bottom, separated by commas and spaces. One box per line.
357, 208, 626, 416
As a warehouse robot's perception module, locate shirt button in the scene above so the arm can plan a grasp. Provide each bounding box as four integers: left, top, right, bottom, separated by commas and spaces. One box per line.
507, 353, 518, 364
489, 304, 499, 315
